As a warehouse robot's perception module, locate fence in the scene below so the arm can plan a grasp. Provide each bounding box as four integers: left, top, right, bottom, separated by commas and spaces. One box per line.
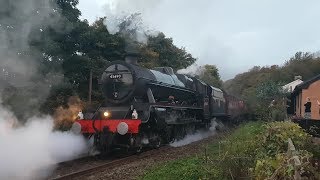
287, 138, 301, 180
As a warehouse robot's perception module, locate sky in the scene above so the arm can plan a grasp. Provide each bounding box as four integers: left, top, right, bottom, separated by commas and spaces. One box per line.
77, 0, 320, 80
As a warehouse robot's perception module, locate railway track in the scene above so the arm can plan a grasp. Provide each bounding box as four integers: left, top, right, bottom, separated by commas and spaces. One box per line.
57, 155, 98, 167
50, 125, 228, 179
50, 146, 171, 180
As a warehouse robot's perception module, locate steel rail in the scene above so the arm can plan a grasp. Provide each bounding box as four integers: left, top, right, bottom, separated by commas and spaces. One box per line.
50, 146, 171, 180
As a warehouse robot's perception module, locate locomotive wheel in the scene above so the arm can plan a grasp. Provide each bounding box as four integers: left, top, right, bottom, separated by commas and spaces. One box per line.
180, 125, 187, 139
149, 115, 164, 148
136, 145, 143, 154
99, 144, 111, 158
186, 124, 196, 135
99, 127, 113, 156
159, 124, 171, 144
154, 136, 161, 148
133, 135, 143, 154
148, 132, 161, 148
173, 125, 186, 141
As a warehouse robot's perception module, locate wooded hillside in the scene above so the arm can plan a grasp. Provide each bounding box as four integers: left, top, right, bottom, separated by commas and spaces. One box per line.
224, 52, 320, 119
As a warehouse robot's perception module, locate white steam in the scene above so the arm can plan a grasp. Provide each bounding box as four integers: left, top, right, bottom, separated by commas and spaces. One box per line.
177, 64, 206, 77
0, 0, 59, 79
170, 120, 221, 147
0, 2, 90, 179
0, 0, 64, 120
104, 13, 150, 43
0, 105, 88, 180
103, 0, 160, 43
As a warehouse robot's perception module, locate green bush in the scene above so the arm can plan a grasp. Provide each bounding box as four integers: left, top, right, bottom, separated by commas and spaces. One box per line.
210, 122, 263, 178
258, 121, 312, 157
141, 122, 265, 180
253, 121, 320, 179
254, 150, 319, 179
141, 121, 319, 180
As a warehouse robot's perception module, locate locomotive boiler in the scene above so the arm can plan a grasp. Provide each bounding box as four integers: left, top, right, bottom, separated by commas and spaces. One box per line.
72, 54, 243, 153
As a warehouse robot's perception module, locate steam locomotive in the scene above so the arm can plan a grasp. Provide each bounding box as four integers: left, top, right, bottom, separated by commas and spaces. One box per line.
71, 54, 245, 153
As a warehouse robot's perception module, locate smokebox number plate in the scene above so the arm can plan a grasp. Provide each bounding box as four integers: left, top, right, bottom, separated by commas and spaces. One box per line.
109, 74, 123, 79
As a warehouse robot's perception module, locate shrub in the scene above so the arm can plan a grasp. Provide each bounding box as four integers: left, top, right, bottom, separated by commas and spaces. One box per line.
204, 122, 264, 178
141, 121, 319, 180
254, 150, 318, 179
258, 121, 312, 157
253, 121, 319, 179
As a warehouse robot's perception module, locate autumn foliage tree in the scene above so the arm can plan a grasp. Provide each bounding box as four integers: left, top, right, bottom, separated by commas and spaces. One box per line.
197, 65, 222, 88
224, 52, 320, 120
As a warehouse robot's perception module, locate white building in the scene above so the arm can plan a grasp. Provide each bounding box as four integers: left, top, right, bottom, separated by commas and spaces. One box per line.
282, 76, 303, 93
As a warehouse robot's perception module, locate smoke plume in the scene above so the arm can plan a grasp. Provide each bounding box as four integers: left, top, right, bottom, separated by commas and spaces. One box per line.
0, 0, 59, 79
103, 0, 160, 44
0, 104, 88, 180
0, 1, 89, 179
53, 96, 84, 130
170, 120, 221, 147
0, 0, 64, 120
177, 63, 206, 77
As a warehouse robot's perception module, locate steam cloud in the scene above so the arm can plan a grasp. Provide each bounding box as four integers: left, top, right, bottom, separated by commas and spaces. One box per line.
104, 13, 149, 43
170, 120, 221, 147
0, 1, 89, 179
0, 0, 59, 79
0, 104, 88, 180
103, 0, 160, 43
0, 0, 63, 118
177, 63, 206, 77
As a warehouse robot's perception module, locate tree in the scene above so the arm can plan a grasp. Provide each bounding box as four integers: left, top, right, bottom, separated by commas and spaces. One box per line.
197, 65, 222, 88
145, 33, 196, 70
254, 81, 288, 121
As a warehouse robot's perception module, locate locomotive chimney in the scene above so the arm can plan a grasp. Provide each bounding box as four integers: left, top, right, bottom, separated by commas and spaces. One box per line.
125, 42, 139, 65
125, 53, 139, 65
294, 75, 302, 80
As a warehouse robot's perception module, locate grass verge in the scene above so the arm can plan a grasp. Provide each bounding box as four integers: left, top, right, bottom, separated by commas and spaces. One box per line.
141, 121, 263, 180
141, 121, 320, 180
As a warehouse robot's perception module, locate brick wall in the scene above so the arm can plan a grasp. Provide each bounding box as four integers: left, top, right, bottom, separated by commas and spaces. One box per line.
295, 80, 320, 120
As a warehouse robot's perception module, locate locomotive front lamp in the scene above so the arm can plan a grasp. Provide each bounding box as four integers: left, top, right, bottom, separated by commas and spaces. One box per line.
104, 111, 110, 117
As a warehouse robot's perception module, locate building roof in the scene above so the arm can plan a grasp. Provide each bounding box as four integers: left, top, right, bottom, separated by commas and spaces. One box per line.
211, 86, 223, 92
282, 79, 303, 91
293, 74, 320, 94
282, 79, 303, 87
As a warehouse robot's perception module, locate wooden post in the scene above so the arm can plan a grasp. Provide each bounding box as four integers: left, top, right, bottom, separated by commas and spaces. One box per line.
287, 138, 301, 180
88, 69, 92, 105
204, 147, 208, 163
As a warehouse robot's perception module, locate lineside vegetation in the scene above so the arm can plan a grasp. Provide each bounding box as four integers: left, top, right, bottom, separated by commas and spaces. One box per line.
141, 121, 320, 179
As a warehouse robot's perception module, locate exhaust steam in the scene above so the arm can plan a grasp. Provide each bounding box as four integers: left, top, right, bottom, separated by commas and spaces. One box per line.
170, 120, 222, 147
0, 105, 88, 180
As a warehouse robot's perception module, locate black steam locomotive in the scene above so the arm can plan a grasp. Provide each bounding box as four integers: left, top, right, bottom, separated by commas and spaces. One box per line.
72, 55, 245, 153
